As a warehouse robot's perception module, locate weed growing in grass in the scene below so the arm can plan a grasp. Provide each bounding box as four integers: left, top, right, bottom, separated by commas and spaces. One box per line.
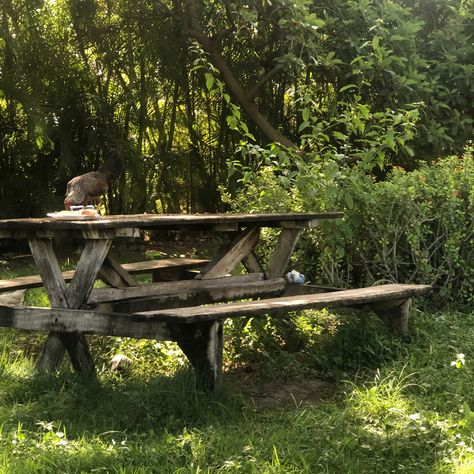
2, 263, 474, 472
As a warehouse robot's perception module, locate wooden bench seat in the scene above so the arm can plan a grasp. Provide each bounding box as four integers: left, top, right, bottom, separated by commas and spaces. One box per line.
0, 258, 209, 292
136, 283, 431, 333
0, 282, 431, 388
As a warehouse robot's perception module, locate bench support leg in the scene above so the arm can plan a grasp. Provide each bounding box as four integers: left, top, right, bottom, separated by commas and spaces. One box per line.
173, 321, 224, 390
372, 298, 411, 335
36, 333, 67, 372
29, 237, 111, 374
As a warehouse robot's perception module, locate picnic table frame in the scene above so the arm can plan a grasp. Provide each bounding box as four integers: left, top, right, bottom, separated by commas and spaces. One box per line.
0, 212, 348, 386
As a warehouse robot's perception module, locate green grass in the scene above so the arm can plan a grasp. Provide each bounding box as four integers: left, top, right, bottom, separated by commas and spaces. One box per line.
1, 308, 474, 473
1, 262, 474, 472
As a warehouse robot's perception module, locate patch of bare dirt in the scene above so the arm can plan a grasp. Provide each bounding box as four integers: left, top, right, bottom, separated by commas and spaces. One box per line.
227, 372, 335, 409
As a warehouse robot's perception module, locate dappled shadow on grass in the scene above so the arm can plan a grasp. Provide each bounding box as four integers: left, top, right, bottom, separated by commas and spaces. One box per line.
224, 307, 412, 384
0, 367, 249, 438
0, 368, 453, 473
1, 309, 473, 472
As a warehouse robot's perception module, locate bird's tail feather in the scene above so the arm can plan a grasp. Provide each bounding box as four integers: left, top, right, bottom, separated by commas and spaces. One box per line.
98, 149, 124, 182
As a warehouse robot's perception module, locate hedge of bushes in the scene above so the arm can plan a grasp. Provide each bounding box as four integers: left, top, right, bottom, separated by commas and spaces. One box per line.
225, 150, 473, 307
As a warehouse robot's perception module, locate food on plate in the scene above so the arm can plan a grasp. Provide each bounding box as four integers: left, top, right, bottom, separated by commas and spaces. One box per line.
47, 208, 99, 219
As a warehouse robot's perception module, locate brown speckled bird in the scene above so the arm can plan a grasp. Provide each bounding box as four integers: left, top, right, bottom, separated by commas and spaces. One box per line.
64, 150, 124, 209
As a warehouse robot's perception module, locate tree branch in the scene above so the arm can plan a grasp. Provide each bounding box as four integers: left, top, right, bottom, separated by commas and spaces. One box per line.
246, 63, 284, 101
181, 0, 297, 148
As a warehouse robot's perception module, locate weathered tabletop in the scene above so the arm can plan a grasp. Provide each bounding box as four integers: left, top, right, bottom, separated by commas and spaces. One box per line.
0, 212, 343, 237
0, 212, 343, 379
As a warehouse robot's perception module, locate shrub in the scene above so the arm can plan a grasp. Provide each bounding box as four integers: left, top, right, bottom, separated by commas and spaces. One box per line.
225, 148, 474, 306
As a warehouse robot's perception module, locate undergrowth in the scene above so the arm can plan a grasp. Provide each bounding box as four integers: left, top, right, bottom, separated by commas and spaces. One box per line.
0, 304, 473, 473
1, 255, 474, 472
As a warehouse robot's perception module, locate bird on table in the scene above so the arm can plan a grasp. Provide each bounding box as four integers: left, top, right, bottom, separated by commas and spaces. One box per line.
64, 149, 124, 210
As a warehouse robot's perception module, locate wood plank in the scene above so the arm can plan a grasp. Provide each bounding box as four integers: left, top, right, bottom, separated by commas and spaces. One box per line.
266, 228, 302, 279
197, 226, 260, 279
0, 305, 172, 340
66, 239, 112, 308
242, 251, 264, 273
99, 254, 137, 288
98, 278, 286, 313
88, 273, 265, 304
123, 258, 209, 274
0, 284, 431, 335
28, 238, 68, 307
174, 321, 223, 390
36, 334, 66, 372
0, 258, 210, 292
0, 228, 140, 239
28, 238, 90, 371
137, 284, 432, 323
0, 275, 46, 292
0, 212, 344, 235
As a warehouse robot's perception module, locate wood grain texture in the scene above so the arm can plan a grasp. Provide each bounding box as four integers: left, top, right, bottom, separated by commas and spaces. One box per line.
138, 284, 432, 323
173, 321, 224, 389
88, 273, 265, 304
0, 284, 431, 337
197, 226, 260, 279
28, 238, 68, 307
0, 212, 344, 234
372, 298, 412, 335
0, 258, 210, 292
242, 251, 264, 273
98, 278, 286, 313
66, 239, 112, 308
0, 305, 172, 339
266, 228, 302, 279
99, 254, 137, 288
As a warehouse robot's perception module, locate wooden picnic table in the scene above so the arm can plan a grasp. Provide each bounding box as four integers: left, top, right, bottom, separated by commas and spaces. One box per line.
0, 212, 431, 388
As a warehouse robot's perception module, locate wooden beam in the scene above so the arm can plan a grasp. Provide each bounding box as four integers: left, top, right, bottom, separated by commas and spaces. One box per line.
66, 239, 112, 308
173, 321, 223, 390
197, 226, 260, 279
0, 305, 172, 340
242, 251, 264, 273
88, 273, 265, 304
99, 254, 137, 288
372, 298, 412, 335
266, 228, 302, 279
1, 228, 140, 240
137, 284, 432, 323
0, 258, 210, 292
28, 238, 68, 307
99, 278, 286, 313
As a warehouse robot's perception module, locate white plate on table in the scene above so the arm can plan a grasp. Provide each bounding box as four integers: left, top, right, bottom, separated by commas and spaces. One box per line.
47, 211, 101, 220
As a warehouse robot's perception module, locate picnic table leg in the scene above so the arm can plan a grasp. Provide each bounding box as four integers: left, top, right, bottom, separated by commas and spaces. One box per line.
173, 321, 224, 390
29, 237, 112, 373
372, 298, 412, 335
266, 228, 302, 279
197, 226, 260, 280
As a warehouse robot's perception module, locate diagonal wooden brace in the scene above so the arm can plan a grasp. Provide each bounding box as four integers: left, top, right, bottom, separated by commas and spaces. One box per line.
29, 238, 112, 373
197, 226, 260, 280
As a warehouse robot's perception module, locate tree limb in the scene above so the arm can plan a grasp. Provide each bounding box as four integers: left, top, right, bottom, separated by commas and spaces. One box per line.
246, 63, 284, 101
181, 0, 297, 148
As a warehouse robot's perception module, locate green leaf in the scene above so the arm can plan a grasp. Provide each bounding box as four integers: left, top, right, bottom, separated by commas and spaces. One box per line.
333, 131, 347, 140
205, 73, 214, 91
226, 115, 238, 130
339, 84, 357, 93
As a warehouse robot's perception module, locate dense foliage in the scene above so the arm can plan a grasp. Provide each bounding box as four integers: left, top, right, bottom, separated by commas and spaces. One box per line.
225, 149, 474, 305
0, 0, 472, 216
